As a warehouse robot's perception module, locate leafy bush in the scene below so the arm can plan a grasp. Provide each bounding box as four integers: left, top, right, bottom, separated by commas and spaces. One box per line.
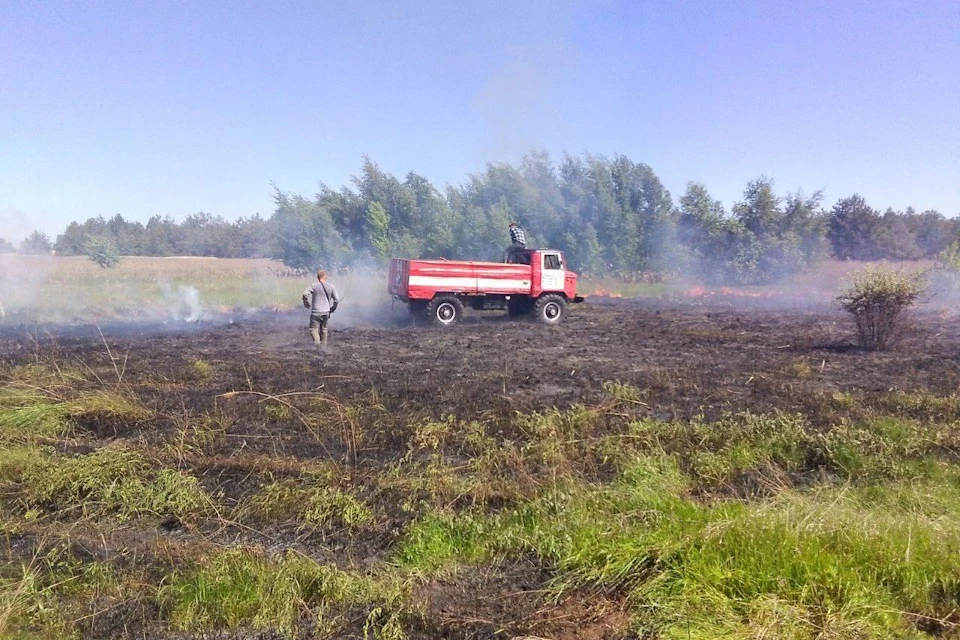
836, 267, 926, 350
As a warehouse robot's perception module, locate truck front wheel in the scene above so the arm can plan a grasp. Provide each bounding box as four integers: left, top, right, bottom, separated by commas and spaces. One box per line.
427, 295, 464, 327
534, 294, 567, 325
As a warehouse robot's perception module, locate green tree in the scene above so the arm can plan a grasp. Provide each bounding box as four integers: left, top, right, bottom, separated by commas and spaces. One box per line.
828, 195, 881, 260
728, 179, 826, 283
783, 190, 829, 266
733, 177, 781, 237
909, 210, 953, 257
405, 172, 459, 258
557, 154, 605, 273
20, 231, 52, 255
55, 218, 107, 255
676, 182, 733, 279
271, 189, 352, 269
873, 209, 921, 260
0, 237, 15, 253
143, 215, 181, 256
83, 235, 122, 268
237, 213, 277, 258
365, 201, 390, 262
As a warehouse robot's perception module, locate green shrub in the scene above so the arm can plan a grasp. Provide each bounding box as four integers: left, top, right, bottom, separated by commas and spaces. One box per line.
836, 267, 926, 350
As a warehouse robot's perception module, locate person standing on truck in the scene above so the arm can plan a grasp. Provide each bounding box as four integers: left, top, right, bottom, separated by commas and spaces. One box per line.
505, 222, 528, 263
302, 270, 340, 353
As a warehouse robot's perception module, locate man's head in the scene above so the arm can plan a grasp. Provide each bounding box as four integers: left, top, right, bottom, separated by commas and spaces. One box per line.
316, 269, 327, 282
509, 222, 517, 228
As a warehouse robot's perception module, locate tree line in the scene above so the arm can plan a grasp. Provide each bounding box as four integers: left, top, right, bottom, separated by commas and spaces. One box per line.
4, 152, 958, 284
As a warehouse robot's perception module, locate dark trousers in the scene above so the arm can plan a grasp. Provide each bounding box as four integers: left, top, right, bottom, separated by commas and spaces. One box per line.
504, 242, 527, 263
309, 313, 329, 346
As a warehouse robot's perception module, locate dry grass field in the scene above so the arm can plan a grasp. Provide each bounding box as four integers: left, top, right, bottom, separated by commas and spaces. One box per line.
0, 255, 387, 324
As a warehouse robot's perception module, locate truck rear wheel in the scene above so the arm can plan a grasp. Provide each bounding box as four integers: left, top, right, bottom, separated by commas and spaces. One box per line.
427, 295, 463, 327
534, 294, 567, 325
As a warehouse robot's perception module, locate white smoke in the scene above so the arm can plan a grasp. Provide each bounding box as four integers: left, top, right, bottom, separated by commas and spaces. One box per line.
159, 282, 204, 322
0, 254, 53, 322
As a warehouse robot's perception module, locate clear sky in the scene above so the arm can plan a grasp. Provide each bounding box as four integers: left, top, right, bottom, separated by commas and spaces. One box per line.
1, 0, 958, 241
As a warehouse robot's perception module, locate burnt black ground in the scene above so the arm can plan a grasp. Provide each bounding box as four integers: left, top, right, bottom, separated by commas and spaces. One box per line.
3, 298, 960, 422
2, 297, 960, 639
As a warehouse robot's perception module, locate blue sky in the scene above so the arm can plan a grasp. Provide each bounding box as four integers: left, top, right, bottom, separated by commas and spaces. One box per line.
1, 0, 958, 241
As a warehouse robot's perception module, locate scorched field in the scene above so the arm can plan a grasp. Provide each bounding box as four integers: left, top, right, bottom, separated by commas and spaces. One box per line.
2, 297, 960, 639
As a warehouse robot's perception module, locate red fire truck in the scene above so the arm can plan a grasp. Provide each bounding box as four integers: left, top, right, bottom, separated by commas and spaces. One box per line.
388, 249, 584, 326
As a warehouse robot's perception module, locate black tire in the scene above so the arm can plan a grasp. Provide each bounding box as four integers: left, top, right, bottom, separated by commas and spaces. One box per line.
534, 294, 567, 325
426, 295, 464, 327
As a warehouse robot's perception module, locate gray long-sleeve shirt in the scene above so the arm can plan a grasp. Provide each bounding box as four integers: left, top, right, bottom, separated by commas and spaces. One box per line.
302, 281, 341, 315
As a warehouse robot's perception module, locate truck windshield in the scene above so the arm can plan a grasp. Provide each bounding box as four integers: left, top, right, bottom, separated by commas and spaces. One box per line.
543, 254, 562, 270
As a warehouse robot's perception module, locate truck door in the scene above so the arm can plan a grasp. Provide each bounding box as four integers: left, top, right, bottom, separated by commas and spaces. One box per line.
540, 252, 565, 291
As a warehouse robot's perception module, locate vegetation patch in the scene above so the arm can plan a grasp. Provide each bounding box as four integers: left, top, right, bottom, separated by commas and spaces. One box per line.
3, 302, 960, 638
0, 544, 148, 639
160, 548, 410, 638
241, 469, 375, 533
2, 444, 210, 521
0, 379, 151, 444
396, 455, 960, 639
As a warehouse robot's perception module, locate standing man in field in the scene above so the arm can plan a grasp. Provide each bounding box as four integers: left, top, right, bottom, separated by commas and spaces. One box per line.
302, 270, 341, 353
504, 222, 528, 263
